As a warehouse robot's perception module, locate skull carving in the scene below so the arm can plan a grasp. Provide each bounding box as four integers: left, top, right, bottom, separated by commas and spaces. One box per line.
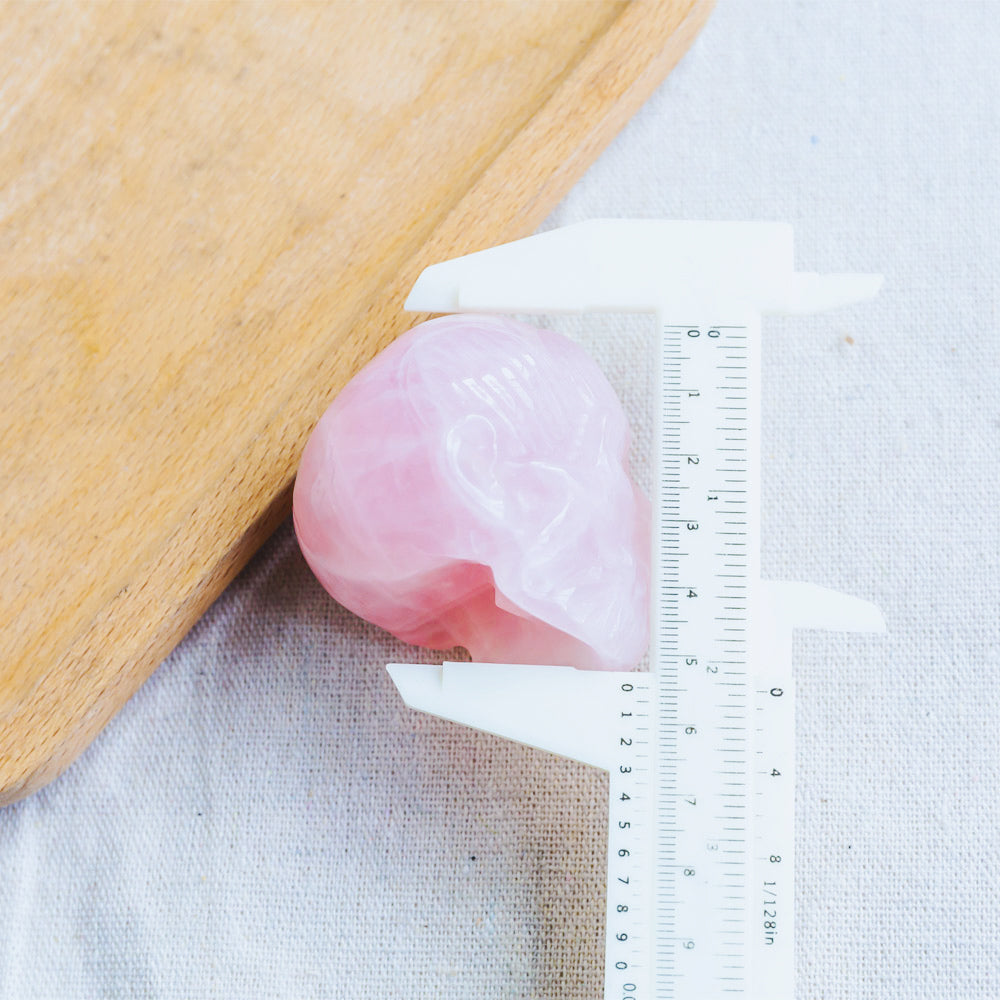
293, 314, 650, 670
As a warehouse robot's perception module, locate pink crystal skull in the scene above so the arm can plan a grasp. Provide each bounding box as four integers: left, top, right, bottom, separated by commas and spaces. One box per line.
293, 314, 650, 670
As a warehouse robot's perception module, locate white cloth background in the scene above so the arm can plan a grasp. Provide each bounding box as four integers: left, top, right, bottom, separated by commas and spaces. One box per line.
2, 2, 998, 997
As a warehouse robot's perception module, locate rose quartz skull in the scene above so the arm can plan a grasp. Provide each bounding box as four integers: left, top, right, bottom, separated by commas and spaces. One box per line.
293, 314, 650, 670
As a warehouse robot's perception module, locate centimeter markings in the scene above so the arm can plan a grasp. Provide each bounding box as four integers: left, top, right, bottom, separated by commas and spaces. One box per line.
606, 314, 793, 1000
654, 319, 754, 999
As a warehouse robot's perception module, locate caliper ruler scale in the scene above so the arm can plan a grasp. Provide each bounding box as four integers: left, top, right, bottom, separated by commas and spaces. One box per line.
389, 220, 884, 1000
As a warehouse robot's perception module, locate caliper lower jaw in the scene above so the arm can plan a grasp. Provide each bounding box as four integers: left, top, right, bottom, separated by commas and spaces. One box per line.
387, 582, 883, 774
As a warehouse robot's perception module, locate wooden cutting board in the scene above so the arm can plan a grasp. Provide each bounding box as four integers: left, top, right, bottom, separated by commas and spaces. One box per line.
0, 0, 712, 804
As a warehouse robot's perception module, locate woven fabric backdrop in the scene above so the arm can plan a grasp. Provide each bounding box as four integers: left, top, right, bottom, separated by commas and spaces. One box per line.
2, 2, 998, 997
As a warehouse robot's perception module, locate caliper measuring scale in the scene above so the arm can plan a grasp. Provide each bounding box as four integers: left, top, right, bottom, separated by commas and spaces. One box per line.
388, 220, 885, 1000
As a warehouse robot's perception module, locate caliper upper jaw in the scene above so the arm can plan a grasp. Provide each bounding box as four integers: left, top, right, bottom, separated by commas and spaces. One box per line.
405, 219, 882, 317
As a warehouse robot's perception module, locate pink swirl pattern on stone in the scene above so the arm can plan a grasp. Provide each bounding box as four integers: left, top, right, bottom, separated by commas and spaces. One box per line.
293, 314, 650, 670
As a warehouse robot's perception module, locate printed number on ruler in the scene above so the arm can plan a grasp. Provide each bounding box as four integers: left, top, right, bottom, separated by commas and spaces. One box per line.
608, 676, 654, 1000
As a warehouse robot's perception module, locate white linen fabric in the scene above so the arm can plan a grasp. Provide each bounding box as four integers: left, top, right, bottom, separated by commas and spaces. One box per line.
2, 2, 998, 997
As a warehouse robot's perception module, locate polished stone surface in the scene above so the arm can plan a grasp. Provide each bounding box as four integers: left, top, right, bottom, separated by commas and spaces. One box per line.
294, 314, 650, 670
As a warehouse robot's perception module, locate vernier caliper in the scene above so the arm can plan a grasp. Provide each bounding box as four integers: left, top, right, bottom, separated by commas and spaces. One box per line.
388, 220, 884, 1000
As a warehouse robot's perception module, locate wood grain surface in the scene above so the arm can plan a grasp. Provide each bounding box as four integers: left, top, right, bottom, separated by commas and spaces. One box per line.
0, 0, 712, 804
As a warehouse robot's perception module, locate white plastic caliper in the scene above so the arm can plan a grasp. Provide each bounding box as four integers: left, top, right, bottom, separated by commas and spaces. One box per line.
388, 221, 884, 1000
